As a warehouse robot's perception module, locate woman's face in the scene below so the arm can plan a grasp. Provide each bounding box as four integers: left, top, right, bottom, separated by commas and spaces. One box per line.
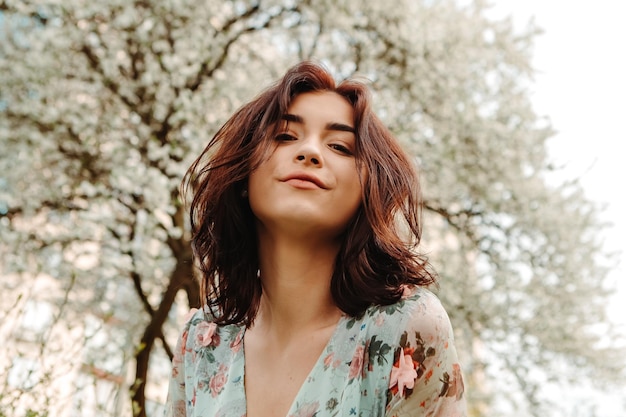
248, 91, 363, 241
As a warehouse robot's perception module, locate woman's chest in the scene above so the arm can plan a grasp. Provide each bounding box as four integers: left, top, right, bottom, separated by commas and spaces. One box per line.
243, 328, 337, 417
185, 317, 398, 416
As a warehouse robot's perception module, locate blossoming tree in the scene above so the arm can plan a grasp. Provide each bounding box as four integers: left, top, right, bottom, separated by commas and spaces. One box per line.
0, 0, 623, 416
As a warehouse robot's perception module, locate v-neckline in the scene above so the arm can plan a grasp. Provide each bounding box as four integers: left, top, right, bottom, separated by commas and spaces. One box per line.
239, 314, 346, 417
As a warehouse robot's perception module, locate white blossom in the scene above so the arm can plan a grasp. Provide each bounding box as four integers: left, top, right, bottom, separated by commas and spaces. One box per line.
1, 0, 623, 416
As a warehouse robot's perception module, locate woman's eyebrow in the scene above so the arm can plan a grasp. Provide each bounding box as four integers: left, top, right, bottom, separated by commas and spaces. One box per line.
281, 113, 355, 133
326, 122, 355, 133
282, 113, 303, 124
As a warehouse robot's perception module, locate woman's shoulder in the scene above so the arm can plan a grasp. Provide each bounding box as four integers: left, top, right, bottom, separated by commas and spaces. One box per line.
403, 286, 452, 323
367, 285, 448, 318
378, 289, 467, 414
360, 286, 454, 342
180, 307, 244, 353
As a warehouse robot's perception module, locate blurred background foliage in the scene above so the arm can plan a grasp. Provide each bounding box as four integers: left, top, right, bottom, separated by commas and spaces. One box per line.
1, 0, 624, 416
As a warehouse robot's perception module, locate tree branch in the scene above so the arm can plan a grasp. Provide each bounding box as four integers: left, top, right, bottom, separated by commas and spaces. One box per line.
130, 255, 192, 417
187, 3, 295, 91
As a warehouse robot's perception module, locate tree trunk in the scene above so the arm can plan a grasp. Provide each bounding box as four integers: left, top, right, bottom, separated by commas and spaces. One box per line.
131, 255, 193, 417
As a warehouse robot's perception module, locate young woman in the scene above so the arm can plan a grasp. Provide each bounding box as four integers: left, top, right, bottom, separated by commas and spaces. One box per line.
165, 61, 467, 417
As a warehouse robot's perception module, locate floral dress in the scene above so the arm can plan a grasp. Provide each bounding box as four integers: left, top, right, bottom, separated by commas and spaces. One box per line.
165, 287, 467, 417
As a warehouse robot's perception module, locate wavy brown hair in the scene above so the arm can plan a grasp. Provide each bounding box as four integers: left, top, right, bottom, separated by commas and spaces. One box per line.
183, 61, 436, 326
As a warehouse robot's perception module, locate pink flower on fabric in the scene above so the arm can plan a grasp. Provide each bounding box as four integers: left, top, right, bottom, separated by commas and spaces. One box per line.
348, 345, 365, 379
195, 321, 219, 348
184, 308, 199, 322
209, 364, 228, 397
401, 284, 415, 298
389, 354, 418, 393
323, 352, 334, 368
289, 401, 319, 417
230, 329, 243, 353
324, 352, 341, 369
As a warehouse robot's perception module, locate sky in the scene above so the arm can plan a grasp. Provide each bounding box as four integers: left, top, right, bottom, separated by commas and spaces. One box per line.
488, 0, 626, 328
489, 1, 626, 414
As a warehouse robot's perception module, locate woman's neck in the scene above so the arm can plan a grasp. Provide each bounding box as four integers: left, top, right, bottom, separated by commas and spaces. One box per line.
253, 231, 343, 336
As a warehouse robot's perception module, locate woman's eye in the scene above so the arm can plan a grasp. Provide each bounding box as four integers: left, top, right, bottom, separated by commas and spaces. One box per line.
330, 143, 353, 155
275, 133, 297, 141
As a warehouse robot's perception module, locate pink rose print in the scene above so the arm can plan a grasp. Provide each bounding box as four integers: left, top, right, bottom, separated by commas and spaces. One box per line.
289, 401, 319, 417
324, 352, 341, 369
184, 308, 199, 322
323, 353, 334, 368
230, 330, 243, 353
209, 364, 228, 397
178, 330, 189, 358
348, 345, 365, 379
195, 321, 219, 348
401, 284, 414, 298
389, 354, 417, 394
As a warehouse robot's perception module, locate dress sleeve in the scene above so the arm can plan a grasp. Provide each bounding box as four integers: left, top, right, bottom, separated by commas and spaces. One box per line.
164, 309, 197, 417
385, 292, 467, 417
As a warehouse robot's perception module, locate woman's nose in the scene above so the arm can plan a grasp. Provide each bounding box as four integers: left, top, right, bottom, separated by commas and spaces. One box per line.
296, 154, 320, 165
295, 139, 323, 166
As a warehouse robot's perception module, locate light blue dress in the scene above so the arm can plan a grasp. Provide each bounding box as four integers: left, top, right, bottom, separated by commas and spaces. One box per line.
165, 287, 467, 416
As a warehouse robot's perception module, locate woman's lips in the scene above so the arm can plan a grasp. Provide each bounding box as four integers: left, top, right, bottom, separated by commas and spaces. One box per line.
282, 173, 326, 189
